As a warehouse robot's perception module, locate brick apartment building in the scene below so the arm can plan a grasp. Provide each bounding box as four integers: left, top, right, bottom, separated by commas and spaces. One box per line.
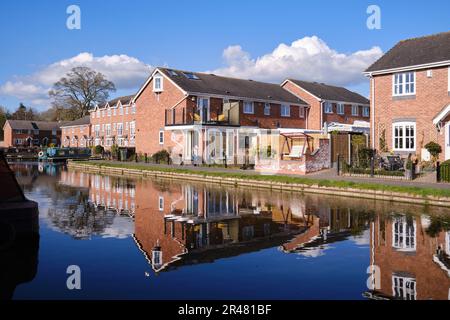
2, 120, 63, 147
281, 79, 370, 131
89, 95, 137, 150
133, 67, 309, 164
365, 31, 450, 160
61, 116, 91, 148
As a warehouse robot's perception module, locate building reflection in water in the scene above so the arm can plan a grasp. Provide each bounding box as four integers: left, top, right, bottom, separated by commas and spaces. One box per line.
33, 166, 450, 300
366, 213, 450, 300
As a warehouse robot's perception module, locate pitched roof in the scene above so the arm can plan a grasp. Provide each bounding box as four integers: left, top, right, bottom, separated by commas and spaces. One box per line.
60, 116, 90, 128
366, 31, 450, 73
6, 120, 64, 131
107, 95, 135, 107
157, 67, 307, 105
286, 79, 369, 104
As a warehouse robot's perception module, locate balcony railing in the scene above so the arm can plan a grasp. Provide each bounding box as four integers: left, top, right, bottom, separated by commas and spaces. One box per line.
165, 105, 240, 127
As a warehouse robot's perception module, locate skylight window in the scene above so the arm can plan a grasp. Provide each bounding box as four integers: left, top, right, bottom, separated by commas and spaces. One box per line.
167, 70, 178, 77
183, 72, 199, 80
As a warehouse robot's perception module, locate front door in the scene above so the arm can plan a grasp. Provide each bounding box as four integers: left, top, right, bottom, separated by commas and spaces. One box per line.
445, 122, 450, 160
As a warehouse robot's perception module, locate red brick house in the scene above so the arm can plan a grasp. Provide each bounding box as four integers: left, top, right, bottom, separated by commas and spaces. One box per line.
281, 79, 370, 131
61, 116, 91, 148
133, 67, 308, 164
365, 31, 450, 160
2, 120, 63, 148
89, 95, 137, 150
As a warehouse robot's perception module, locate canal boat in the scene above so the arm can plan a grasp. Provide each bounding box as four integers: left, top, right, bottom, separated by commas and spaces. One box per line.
38, 147, 91, 162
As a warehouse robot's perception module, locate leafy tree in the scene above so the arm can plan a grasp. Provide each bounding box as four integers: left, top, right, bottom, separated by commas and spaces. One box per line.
49, 67, 116, 118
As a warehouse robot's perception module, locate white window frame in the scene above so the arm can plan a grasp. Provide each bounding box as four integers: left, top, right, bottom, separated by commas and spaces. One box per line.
393, 72, 416, 96
159, 130, 164, 145
131, 103, 136, 114
117, 123, 123, 136
158, 196, 164, 211
392, 215, 416, 251
392, 275, 416, 300
105, 124, 111, 136
363, 106, 370, 117
130, 121, 136, 135
243, 101, 254, 114
264, 103, 270, 116
281, 104, 290, 117
299, 106, 305, 118
337, 103, 345, 115
324, 102, 333, 114
351, 105, 359, 116
392, 122, 416, 152
153, 76, 163, 92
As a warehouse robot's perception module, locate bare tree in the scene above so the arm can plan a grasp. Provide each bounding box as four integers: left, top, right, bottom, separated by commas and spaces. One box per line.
49, 67, 116, 119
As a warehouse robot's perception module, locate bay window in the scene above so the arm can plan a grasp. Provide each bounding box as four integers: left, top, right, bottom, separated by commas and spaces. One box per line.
393, 72, 415, 96
393, 122, 415, 151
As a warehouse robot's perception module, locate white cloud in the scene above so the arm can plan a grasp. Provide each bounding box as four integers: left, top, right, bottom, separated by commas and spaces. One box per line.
211, 36, 383, 86
0, 52, 153, 109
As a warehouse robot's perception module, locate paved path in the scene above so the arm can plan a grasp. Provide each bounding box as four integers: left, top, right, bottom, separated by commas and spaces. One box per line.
94, 161, 450, 190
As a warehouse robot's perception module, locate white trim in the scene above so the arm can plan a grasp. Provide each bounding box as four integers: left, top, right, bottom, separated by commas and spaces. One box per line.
363, 106, 370, 118
153, 74, 164, 92
337, 103, 345, 115
158, 196, 164, 211
392, 121, 416, 152
433, 104, 450, 125
280, 104, 290, 117
448, 66, 450, 92
364, 60, 450, 76
324, 101, 333, 114
299, 105, 305, 118
264, 102, 270, 116
351, 105, 359, 116
133, 67, 188, 102
159, 130, 164, 145
243, 101, 254, 114
281, 79, 321, 101
392, 72, 416, 97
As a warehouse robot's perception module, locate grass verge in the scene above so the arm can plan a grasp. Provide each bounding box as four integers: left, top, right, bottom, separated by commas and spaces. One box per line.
72, 161, 450, 198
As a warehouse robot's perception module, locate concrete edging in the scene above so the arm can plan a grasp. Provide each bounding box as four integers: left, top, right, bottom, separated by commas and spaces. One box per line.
67, 162, 450, 207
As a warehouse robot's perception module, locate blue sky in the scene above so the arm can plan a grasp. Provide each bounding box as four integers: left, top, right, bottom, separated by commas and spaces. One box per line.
0, 0, 449, 111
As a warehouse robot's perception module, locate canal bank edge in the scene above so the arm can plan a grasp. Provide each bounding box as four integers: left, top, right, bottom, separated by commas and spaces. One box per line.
67, 161, 450, 208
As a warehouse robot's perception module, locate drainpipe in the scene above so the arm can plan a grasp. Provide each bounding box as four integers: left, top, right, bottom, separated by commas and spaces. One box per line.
369, 74, 375, 150
320, 100, 324, 131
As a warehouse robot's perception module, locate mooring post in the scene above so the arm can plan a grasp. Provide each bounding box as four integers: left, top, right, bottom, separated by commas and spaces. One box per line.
436, 161, 441, 183
336, 154, 340, 176
370, 156, 375, 178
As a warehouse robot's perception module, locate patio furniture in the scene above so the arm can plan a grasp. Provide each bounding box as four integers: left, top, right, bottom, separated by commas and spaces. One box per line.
286, 145, 304, 159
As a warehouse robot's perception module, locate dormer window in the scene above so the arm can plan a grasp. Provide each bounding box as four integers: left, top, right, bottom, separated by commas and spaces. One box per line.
153, 76, 163, 92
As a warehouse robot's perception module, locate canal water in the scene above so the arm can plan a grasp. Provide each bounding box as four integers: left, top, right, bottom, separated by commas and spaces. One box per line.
3, 163, 450, 300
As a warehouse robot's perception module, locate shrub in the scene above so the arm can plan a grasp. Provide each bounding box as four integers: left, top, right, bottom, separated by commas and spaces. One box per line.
358, 148, 376, 168
93, 145, 104, 155
424, 141, 442, 163
152, 149, 171, 164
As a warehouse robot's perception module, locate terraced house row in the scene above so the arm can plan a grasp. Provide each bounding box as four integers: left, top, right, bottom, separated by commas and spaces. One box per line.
59, 67, 369, 164
58, 31, 450, 163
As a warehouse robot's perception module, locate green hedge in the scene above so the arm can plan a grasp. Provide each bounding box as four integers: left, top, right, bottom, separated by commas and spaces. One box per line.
440, 160, 450, 182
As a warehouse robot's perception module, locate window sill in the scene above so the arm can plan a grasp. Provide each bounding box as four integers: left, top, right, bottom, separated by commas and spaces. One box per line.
392, 95, 416, 101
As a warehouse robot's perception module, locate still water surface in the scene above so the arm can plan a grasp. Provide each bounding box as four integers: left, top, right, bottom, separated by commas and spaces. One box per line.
4, 163, 450, 300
